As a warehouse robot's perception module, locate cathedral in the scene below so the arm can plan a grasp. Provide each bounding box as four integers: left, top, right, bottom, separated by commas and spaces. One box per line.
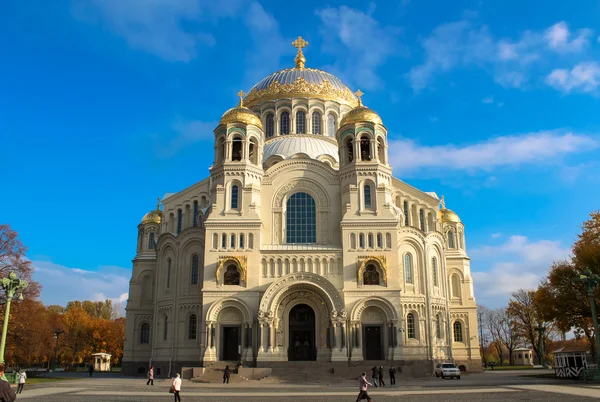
122, 37, 481, 377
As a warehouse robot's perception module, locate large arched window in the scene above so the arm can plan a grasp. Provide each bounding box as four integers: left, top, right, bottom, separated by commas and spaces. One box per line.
280, 112, 290, 134
148, 232, 155, 250
360, 136, 371, 161
364, 184, 372, 209
231, 185, 239, 210
448, 230, 455, 248
163, 315, 168, 340
312, 112, 321, 134
191, 255, 199, 285
188, 314, 197, 340
407, 313, 416, 339
436, 314, 442, 339
432, 257, 438, 287
403, 201, 409, 226
286, 192, 316, 243
193, 200, 198, 227
177, 209, 182, 234
327, 114, 336, 136
453, 321, 463, 342
296, 111, 306, 133
404, 254, 413, 284
266, 114, 274, 137
140, 323, 150, 344
166, 258, 171, 288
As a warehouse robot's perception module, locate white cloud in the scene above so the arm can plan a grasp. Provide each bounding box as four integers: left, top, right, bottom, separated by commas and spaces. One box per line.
545, 22, 591, 54
316, 5, 404, 90
33, 260, 130, 313
546, 62, 600, 94
409, 19, 593, 92
389, 131, 598, 175
471, 235, 570, 307
491, 233, 502, 238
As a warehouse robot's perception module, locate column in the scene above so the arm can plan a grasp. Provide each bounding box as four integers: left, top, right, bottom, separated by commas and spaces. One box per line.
258, 323, 264, 351
393, 323, 398, 347
210, 325, 216, 349
331, 323, 337, 348
357, 324, 363, 349
341, 323, 346, 349
246, 323, 252, 349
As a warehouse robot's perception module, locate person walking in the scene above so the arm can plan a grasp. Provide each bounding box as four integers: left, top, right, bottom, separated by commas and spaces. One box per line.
355, 372, 373, 402
389, 366, 396, 385
171, 373, 182, 402
370, 366, 378, 387
16, 369, 26, 394
88, 364, 94, 377
378, 366, 385, 387
146, 366, 154, 385
0, 364, 16, 402
223, 365, 231, 384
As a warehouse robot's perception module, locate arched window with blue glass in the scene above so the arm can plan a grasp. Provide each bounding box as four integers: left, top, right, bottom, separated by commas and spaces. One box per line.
364, 184, 372, 209
191, 254, 199, 285
403, 201, 409, 226
419, 208, 425, 231
404, 253, 413, 284
193, 200, 198, 227
407, 313, 416, 339
266, 114, 274, 137
177, 209, 182, 234
148, 232, 155, 250
432, 256, 438, 287
312, 111, 321, 134
280, 111, 290, 134
296, 111, 306, 134
231, 185, 239, 210
286, 192, 316, 244
166, 258, 172, 288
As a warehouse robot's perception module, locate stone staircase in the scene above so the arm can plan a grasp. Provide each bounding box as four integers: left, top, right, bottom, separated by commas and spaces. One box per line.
191, 362, 250, 383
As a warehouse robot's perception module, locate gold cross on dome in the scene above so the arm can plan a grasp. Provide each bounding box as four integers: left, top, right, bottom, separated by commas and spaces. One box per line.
292, 36, 308, 51
355, 89, 364, 106
156, 197, 162, 210
237, 90, 245, 106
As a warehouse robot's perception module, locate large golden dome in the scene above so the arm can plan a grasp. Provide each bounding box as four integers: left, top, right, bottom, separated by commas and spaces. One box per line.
141, 209, 163, 225
340, 105, 383, 126
219, 92, 263, 128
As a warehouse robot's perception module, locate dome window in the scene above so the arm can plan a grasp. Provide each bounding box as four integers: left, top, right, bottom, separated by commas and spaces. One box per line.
364, 184, 372, 209
312, 112, 321, 134
327, 114, 336, 136
148, 232, 155, 250
231, 185, 239, 210
280, 112, 290, 134
232, 138, 243, 161
346, 138, 354, 162
360, 136, 371, 161
296, 111, 306, 134
266, 114, 275, 137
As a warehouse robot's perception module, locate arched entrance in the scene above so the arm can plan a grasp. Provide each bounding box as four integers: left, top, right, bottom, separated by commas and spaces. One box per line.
288, 304, 316, 361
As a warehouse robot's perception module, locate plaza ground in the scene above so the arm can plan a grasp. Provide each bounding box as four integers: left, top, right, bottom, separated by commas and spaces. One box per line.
10, 370, 600, 401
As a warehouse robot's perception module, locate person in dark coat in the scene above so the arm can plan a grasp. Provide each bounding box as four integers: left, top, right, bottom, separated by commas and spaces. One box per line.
89, 364, 94, 377
389, 365, 396, 385
0, 364, 16, 402
378, 365, 385, 386
370, 366, 378, 387
223, 365, 231, 384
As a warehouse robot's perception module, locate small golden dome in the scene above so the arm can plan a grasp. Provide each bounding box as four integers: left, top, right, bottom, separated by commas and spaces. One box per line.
440, 208, 461, 223
141, 210, 163, 225
219, 90, 263, 128
340, 90, 382, 126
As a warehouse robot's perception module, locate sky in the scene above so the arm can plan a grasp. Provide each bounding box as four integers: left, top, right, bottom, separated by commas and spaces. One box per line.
1, 0, 599, 311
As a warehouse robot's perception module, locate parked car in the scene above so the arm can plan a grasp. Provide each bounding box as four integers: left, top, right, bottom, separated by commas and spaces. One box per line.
435, 363, 461, 379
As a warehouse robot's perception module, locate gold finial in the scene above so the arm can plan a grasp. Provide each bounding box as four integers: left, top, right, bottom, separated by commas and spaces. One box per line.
237, 90, 245, 106
355, 89, 364, 106
292, 36, 309, 69
156, 197, 162, 210
440, 195, 446, 210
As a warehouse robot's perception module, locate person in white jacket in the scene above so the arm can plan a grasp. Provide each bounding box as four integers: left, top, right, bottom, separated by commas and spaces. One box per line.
17, 369, 26, 394
171, 373, 182, 402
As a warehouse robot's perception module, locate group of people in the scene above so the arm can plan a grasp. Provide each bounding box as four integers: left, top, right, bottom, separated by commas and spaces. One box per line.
357, 366, 397, 402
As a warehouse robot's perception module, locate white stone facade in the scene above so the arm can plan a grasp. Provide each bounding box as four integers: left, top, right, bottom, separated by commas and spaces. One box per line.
122, 61, 481, 377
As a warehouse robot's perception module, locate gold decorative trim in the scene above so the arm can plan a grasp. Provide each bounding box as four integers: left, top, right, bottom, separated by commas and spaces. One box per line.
216, 256, 247, 286
357, 255, 387, 286
244, 76, 359, 107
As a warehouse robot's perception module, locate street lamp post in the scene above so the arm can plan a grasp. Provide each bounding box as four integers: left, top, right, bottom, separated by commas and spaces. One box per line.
534, 325, 547, 368
0, 271, 28, 380
53, 329, 64, 371
574, 269, 600, 374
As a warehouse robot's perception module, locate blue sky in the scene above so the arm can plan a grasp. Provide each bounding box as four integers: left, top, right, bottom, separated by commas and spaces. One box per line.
1, 0, 599, 310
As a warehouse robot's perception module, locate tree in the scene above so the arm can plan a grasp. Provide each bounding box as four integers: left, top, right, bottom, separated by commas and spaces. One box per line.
66, 300, 115, 320
507, 289, 552, 364
0, 225, 40, 300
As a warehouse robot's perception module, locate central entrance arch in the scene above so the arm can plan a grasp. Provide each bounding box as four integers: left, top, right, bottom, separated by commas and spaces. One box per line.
288, 304, 316, 361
